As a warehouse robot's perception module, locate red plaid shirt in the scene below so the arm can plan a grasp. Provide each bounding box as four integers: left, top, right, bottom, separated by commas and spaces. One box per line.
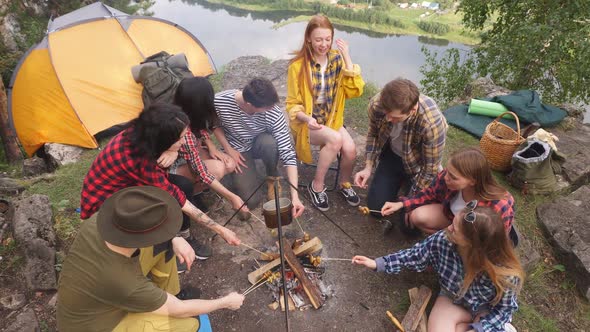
400, 170, 515, 230
80, 128, 186, 219
178, 129, 215, 185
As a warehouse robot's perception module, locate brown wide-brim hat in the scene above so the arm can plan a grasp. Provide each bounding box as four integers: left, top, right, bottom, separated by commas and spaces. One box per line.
97, 186, 182, 248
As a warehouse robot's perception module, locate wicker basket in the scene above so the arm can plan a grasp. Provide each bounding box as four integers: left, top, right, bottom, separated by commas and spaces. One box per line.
479, 111, 525, 172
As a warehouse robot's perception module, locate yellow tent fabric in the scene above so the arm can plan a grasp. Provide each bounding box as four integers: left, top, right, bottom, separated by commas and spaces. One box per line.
9, 3, 215, 156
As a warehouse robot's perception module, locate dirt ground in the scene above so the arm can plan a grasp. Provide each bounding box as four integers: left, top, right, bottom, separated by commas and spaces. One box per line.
183, 166, 438, 332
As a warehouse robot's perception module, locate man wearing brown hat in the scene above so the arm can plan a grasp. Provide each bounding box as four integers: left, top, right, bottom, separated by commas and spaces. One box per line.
58, 186, 244, 332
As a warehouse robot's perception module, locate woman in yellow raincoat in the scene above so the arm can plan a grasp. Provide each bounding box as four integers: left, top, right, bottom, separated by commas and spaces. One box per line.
286, 15, 364, 212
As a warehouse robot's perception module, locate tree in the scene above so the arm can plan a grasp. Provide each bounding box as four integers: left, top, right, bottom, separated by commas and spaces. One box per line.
421, 0, 590, 105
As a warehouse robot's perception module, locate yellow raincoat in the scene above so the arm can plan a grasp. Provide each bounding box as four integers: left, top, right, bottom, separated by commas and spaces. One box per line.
286, 52, 364, 164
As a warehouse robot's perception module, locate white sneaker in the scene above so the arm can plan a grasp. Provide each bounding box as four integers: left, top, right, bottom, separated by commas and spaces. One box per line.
505, 322, 517, 332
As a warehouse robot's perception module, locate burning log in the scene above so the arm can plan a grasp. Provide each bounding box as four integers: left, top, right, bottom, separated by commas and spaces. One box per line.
247, 236, 322, 284
282, 239, 325, 309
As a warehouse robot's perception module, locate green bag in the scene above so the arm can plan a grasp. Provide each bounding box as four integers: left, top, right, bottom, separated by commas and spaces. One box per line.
137, 51, 194, 108
508, 139, 564, 194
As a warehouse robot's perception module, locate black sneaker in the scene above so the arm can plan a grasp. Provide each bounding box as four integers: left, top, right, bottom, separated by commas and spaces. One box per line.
186, 236, 212, 260
176, 257, 188, 274
308, 181, 329, 211
177, 286, 201, 300
339, 182, 360, 207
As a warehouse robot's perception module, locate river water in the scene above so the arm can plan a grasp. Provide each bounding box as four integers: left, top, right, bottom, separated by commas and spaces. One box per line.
151, 0, 468, 88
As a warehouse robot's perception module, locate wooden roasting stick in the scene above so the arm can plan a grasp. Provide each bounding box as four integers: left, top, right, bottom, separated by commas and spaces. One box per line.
409, 288, 428, 332
386, 311, 405, 332
401, 285, 432, 332
247, 236, 322, 284
283, 239, 325, 309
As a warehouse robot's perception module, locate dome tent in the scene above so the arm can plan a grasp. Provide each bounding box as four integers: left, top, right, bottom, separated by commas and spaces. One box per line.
8, 2, 215, 156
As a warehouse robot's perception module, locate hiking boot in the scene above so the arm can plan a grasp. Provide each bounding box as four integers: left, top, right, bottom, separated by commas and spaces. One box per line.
177, 286, 201, 300
186, 237, 212, 260
191, 192, 209, 214
339, 182, 360, 207
308, 181, 329, 211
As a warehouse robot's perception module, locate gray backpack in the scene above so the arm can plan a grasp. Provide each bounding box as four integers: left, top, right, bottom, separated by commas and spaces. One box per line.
135, 51, 194, 108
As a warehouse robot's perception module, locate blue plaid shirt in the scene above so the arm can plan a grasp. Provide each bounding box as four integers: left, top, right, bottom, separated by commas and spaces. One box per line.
375, 231, 520, 332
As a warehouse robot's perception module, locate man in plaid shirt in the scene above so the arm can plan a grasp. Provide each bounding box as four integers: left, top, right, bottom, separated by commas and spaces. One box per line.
354, 78, 447, 214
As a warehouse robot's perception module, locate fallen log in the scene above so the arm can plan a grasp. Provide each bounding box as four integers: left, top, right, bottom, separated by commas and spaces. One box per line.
402, 285, 431, 332
409, 287, 428, 332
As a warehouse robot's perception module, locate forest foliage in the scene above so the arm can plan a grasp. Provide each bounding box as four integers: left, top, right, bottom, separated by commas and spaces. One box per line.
420, 0, 590, 106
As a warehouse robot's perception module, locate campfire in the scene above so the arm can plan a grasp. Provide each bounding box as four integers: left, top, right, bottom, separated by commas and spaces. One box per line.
245, 234, 330, 311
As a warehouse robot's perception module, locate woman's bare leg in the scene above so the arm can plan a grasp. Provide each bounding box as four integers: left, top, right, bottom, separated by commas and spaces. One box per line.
410, 204, 451, 234
337, 127, 357, 185
309, 126, 343, 191
428, 296, 472, 332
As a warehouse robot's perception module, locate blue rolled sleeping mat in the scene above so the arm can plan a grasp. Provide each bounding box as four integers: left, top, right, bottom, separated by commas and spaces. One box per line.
443, 90, 567, 138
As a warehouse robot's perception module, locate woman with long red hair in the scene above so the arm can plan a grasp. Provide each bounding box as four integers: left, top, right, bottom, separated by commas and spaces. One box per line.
286, 15, 364, 212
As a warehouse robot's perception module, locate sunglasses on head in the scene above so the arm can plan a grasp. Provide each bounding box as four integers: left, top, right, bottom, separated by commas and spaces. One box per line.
464, 199, 479, 223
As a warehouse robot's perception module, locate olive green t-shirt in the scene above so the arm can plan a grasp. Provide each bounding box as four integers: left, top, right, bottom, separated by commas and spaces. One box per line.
57, 217, 167, 332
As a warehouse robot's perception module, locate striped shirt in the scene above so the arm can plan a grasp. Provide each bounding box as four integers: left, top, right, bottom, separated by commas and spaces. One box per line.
365, 93, 447, 195
214, 89, 297, 166
375, 231, 520, 332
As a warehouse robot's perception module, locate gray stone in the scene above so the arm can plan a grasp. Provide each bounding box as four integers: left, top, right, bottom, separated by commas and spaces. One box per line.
44, 143, 85, 169
537, 185, 590, 300
22, 157, 49, 177
0, 13, 24, 52
0, 293, 26, 310
3, 308, 40, 332
464, 77, 512, 99
552, 123, 590, 188
558, 103, 586, 122
222, 56, 289, 104
12, 195, 57, 290
21, 0, 48, 16
0, 177, 25, 196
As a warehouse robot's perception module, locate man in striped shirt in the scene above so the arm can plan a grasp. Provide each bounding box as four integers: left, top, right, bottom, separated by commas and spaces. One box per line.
213, 78, 304, 217
354, 78, 447, 216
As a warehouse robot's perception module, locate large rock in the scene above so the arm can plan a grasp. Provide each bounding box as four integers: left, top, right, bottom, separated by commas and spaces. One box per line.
464, 77, 512, 99
21, 0, 48, 16
2, 308, 40, 332
22, 156, 49, 177
44, 143, 85, 169
222, 56, 289, 104
0, 178, 25, 196
552, 123, 590, 188
537, 185, 590, 300
0, 13, 24, 52
12, 195, 57, 290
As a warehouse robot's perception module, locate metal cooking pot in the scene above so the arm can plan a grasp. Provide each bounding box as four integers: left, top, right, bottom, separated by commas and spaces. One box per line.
262, 198, 293, 229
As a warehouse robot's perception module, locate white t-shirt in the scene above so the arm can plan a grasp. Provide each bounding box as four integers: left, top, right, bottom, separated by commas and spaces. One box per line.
315, 61, 328, 104
450, 191, 467, 216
